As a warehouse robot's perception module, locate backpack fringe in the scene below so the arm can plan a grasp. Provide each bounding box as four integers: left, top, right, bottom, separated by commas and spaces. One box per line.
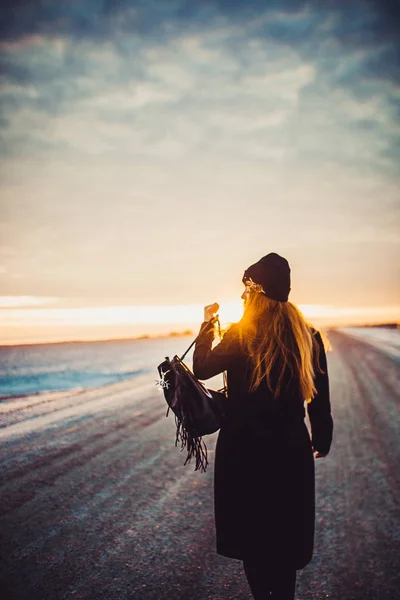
172, 372, 209, 472
173, 410, 209, 473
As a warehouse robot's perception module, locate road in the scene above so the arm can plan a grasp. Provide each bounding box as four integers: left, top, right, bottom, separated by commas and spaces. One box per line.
0, 330, 399, 600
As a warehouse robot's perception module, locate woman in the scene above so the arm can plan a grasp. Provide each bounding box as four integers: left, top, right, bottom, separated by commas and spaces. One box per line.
192, 252, 333, 600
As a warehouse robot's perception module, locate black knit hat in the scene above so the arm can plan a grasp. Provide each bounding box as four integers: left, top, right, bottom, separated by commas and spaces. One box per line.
242, 252, 291, 302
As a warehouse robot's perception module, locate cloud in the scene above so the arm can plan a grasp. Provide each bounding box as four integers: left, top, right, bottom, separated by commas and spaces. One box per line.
0, 296, 58, 308
0, 2, 396, 59
0, 0, 398, 308
0, 14, 397, 172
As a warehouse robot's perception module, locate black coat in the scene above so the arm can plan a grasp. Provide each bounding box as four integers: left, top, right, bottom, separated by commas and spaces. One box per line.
193, 321, 333, 569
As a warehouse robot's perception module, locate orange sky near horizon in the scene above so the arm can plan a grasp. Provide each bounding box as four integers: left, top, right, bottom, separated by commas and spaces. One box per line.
0, 298, 398, 345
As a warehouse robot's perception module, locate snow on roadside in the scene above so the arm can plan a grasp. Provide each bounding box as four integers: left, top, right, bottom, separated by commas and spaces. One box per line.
338, 327, 400, 360
0, 372, 157, 437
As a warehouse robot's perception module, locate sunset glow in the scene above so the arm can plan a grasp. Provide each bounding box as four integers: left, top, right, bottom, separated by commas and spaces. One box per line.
1, 299, 400, 328
0, 2, 398, 346
0, 297, 398, 345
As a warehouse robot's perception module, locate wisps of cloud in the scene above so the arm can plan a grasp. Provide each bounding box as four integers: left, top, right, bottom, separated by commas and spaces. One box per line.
0, 0, 398, 170
0, 296, 58, 309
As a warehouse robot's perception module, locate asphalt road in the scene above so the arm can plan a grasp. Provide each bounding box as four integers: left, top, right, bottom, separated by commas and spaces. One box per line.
0, 330, 399, 600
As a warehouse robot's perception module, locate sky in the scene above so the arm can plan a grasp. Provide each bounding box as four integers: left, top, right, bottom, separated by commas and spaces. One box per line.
0, 0, 399, 344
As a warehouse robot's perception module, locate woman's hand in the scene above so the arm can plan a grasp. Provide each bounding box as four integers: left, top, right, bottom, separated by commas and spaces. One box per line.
313, 451, 327, 459
204, 302, 219, 322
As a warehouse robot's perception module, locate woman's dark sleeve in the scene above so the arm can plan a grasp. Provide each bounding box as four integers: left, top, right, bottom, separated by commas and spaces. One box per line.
193, 322, 238, 380
306, 331, 334, 455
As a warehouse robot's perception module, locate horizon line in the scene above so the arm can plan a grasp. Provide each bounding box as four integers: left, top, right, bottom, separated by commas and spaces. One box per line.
0, 320, 398, 348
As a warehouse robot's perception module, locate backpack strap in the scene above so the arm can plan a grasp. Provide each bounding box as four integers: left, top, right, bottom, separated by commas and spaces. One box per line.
180, 316, 220, 361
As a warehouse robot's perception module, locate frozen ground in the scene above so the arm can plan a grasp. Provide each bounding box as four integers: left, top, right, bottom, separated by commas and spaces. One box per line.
0, 330, 399, 600
338, 326, 400, 360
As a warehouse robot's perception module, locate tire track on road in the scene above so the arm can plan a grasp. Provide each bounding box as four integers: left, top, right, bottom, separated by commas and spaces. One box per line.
338, 334, 400, 499
0, 374, 156, 432
0, 380, 162, 462
311, 330, 400, 600
0, 432, 211, 599
0, 404, 167, 517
